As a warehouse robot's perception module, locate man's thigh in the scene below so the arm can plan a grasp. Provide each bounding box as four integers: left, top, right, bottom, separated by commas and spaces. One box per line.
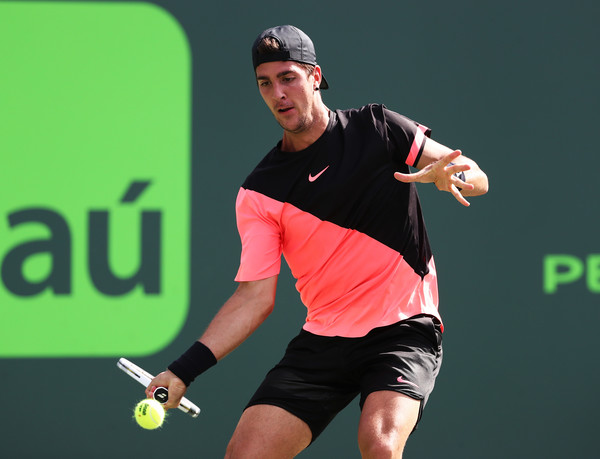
357, 391, 421, 458
225, 404, 312, 459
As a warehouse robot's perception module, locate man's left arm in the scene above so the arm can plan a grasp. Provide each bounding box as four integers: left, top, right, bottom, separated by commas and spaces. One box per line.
394, 138, 489, 207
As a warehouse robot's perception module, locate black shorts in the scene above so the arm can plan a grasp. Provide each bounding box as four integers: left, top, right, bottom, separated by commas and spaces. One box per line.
246, 314, 443, 442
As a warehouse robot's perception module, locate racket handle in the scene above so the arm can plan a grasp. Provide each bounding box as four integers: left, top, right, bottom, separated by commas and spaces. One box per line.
117, 358, 201, 418
176, 396, 201, 418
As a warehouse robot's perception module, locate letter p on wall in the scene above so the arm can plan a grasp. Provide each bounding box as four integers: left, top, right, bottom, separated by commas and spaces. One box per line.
0, 3, 191, 357
543, 254, 600, 294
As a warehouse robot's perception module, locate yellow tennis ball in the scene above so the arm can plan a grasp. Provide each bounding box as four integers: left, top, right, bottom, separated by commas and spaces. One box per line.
134, 398, 165, 430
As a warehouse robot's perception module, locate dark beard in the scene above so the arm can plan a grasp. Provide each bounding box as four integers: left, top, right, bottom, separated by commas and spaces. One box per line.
277, 113, 311, 134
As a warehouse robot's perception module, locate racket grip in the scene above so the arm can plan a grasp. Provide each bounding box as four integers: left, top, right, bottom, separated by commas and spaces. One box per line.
151, 385, 200, 417
178, 398, 201, 418
118, 358, 200, 418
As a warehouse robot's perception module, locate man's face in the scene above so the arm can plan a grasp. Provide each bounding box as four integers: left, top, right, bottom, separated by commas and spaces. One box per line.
255, 60, 320, 134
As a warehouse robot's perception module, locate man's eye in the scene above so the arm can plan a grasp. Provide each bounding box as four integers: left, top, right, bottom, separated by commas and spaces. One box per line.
259, 81, 270, 87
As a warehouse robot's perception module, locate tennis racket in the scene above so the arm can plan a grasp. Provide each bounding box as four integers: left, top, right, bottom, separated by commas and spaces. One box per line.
117, 357, 200, 418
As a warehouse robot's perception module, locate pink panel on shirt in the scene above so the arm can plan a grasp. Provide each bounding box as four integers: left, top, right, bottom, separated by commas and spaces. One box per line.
235, 188, 441, 337
235, 188, 283, 281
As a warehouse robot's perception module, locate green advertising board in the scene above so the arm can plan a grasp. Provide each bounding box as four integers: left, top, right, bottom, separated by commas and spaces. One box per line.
0, 2, 190, 357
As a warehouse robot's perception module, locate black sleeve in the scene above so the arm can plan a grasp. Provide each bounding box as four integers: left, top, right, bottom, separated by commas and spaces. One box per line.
372, 104, 431, 168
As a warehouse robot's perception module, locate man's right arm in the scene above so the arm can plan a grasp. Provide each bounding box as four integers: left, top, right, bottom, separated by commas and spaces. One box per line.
199, 275, 278, 359
146, 275, 278, 410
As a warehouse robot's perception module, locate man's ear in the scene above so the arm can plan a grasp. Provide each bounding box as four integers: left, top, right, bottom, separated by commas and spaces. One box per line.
313, 65, 323, 91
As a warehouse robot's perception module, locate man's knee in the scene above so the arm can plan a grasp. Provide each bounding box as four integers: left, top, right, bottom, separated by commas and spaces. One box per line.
358, 430, 407, 459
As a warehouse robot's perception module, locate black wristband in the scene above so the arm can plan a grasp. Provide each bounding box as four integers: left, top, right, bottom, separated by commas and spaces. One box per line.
168, 341, 217, 386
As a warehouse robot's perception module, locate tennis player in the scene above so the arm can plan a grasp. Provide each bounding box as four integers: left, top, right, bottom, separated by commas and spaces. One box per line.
148, 25, 488, 458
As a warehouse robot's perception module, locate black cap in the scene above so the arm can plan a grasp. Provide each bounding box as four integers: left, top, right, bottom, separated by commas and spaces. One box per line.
252, 25, 329, 90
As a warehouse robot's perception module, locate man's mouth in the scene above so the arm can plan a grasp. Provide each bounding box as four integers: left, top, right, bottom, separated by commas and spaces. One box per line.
277, 106, 294, 113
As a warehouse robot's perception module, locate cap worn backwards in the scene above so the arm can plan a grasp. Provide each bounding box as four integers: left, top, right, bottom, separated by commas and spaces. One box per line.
252, 25, 329, 90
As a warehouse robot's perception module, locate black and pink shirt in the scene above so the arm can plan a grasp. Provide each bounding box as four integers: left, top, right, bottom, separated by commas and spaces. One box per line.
235, 104, 440, 337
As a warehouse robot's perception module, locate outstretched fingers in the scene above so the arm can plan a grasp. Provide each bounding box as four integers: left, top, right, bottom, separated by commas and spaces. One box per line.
393, 170, 426, 183
451, 185, 471, 207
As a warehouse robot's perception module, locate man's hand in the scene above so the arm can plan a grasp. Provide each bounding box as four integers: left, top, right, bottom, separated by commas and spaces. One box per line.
394, 150, 474, 207
146, 370, 187, 410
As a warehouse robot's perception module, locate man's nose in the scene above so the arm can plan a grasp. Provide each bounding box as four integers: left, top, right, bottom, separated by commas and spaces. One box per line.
272, 82, 286, 99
